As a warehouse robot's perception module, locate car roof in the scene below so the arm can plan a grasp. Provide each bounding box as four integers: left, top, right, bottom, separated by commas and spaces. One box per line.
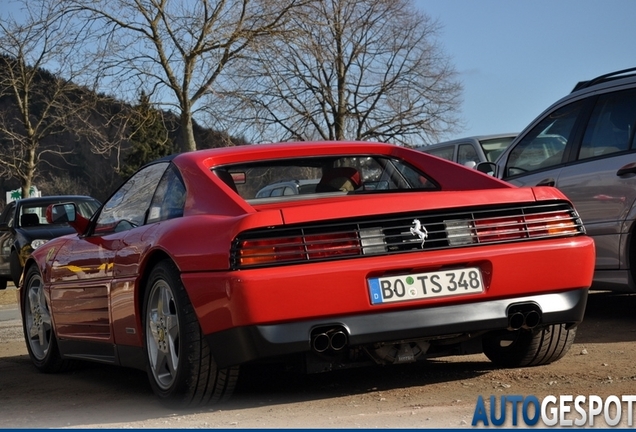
570, 66, 636, 93
414, 133, 518, 150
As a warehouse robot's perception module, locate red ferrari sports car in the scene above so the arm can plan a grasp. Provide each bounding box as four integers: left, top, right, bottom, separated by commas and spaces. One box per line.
20, 141, 594, 407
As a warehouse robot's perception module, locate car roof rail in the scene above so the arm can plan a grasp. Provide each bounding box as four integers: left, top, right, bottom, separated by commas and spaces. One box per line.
571, 67, 636, 93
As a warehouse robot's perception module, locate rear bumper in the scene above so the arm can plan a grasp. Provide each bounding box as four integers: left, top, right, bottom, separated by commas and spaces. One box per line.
206, 288, 588, 368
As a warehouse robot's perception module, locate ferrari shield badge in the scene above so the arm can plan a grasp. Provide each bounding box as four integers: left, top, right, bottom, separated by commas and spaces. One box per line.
409, 219, 428, 248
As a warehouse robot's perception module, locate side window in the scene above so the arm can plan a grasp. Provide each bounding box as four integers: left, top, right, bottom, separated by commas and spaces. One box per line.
578, 89, 636, 160
505, 100, 584, 177
458, 144, 478, 166
95, 163, 169, 234
270, 187, 285, 197
0, 203, 15, 226
147, 164, 186, 224
426, 146, 454, 161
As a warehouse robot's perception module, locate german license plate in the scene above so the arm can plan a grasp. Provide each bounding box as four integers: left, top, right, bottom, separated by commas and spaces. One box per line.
368, 267, 484, 305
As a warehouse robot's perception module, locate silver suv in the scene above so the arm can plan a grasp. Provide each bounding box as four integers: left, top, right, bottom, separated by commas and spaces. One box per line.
480, 67, 636, 292
416, 133, 516, 168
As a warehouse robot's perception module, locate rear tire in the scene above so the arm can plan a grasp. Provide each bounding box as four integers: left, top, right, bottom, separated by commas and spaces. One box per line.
0, 278, 7, 290
22, 265, 73, 373
483, 324, 576, 367
143, 259, 238, 408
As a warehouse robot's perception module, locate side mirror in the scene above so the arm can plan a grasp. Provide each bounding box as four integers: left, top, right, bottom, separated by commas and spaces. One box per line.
47, 203, 77, 224
476, 162, 497, 176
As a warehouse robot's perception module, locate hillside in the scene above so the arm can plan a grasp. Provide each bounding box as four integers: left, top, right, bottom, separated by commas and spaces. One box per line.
0, 60, 246, 204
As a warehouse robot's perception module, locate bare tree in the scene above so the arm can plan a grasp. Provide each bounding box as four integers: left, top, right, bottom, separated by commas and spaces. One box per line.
72, 0, 303, 152
212, 0, 462, 146
0, 0, 108, 198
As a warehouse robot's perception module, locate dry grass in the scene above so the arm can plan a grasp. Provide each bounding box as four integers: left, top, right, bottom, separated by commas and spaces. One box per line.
0, 286, 18, 306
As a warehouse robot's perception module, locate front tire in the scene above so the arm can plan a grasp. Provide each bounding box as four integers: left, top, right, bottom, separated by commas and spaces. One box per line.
10, 250, 22, 286
483, 324, 576, 368
22, 265, 71, 373
143, 260, 238, 408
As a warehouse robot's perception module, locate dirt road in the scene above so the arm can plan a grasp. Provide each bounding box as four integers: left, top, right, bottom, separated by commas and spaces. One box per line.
1, 287, 635, 428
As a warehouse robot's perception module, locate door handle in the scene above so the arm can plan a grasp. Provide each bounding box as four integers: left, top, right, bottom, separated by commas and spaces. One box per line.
616, 162, 636, 176
536, 178, 555, 187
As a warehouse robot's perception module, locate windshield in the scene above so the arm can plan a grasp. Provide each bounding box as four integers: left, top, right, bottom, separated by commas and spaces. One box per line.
18, 199, 100, 227
480, 136, 516, 162
213, 155, 438, 202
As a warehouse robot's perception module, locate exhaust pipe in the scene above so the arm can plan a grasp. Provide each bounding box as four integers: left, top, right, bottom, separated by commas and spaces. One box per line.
508, 312, 525, 330
329, 330, 348, 351
312, 333, 330, 353
523, 310, 541, 329
311, 326, 349, 353
507, 303, 542, 331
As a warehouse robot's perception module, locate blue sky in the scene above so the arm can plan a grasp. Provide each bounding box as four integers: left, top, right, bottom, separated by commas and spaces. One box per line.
419, 0, 636, 141
4, 0, 635, 144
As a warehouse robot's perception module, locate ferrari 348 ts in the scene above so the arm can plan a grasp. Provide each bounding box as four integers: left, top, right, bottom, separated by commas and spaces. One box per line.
20, 141, 595, 407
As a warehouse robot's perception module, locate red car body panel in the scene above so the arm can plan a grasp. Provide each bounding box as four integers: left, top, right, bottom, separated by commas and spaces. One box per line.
25, 141, 594, 372
185, 236, 593, 336
267, 188, 540, 224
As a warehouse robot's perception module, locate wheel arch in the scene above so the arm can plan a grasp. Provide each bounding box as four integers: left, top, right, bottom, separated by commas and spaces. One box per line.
627, 219, 636, 289
22, 256, 42, 286
136, 250, 238, 406
136, 249, 180, 319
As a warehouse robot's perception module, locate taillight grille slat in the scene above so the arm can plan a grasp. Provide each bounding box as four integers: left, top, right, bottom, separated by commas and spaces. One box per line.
232, 202, 585, 269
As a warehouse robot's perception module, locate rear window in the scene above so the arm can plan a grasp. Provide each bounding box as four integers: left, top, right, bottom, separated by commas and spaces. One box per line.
213, 155, 438, 202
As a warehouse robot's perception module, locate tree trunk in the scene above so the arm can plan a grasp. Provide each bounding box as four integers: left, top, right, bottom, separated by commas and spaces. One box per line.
21, 147, 36, 198
21, 179, 32, 199
181, 110, 197, 152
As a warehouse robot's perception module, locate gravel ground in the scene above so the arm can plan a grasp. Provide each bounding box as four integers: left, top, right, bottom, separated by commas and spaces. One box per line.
1, 288, 635, 428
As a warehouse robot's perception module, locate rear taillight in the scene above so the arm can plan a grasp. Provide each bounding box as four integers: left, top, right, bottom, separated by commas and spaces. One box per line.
238, 237, 305, 267
474, 216, 525, 243
234, 203, 584, 268
525, 210, 579, 237
304, 233, 360, 258
472, 210, 581, 244
238, 232, 360, 267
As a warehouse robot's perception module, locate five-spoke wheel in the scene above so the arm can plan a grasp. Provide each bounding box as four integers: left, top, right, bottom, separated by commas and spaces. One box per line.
146, 277, 180, 390
143, 260, 238, 407
24, 270, 52, 360
22, 265, 70, 372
